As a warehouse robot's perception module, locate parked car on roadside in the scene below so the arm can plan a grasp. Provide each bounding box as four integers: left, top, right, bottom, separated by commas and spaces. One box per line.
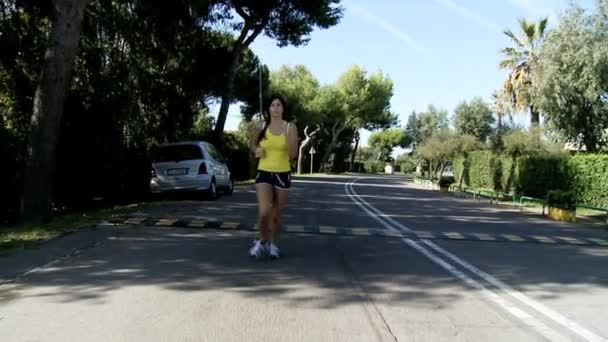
149, 141, 233, 199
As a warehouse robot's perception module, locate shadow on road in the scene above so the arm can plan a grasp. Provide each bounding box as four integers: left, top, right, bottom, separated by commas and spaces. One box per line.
1, 175, 607, 314
1, 228, 461, 311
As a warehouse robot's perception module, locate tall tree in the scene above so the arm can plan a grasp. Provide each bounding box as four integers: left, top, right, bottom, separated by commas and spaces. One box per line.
453, 97, 494, 142
247, 65, 322, 173
406, 104, 449, 150
22, 0, 90, 221
268, 65, 321, 125
316, 66, 397, 171
368, 128, 411, 161
491, 88, 513, 130
416, 130, 459, 181
499, 17, 548, 126
212, 0, 343, 143
532, 3, 608, 152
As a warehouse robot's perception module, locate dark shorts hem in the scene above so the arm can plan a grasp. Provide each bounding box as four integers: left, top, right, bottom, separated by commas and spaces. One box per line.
255, 170, 292, 190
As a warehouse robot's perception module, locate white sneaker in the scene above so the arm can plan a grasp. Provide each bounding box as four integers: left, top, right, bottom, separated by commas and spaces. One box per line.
269, 243, 280, 259
249, 240, 268, 259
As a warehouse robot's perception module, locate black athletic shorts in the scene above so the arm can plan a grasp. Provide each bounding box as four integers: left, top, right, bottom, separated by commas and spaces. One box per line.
255, 170, 292, 190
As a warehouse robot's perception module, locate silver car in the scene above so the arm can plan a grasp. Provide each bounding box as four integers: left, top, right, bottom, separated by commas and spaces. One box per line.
149, 141, 233, 199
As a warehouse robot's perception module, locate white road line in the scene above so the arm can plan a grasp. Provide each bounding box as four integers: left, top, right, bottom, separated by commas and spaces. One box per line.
345, 178, 605, 342
422, 240, 607, 342
402, 236, 566, 342
295, 179, 407, 189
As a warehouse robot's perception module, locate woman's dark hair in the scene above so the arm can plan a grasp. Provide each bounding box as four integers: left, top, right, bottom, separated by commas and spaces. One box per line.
257, 95, 287, 143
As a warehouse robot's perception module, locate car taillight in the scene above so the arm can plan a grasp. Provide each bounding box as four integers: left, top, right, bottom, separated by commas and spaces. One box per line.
198, 162, 207, 174
151, 168, 157, 178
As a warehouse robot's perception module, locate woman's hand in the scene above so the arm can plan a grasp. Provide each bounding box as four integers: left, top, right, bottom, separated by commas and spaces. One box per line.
254, 146, 264, 159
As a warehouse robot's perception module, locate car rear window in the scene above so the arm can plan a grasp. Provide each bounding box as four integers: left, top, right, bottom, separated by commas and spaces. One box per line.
151, 145, 203, 162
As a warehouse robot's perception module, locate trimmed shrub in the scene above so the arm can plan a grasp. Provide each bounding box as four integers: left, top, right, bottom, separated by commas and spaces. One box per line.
455, 151, 572, 197
364, 161, 385, 174
570, 154, 608, 208
453, 156, 465, 185
515, 155, 571, 198
468, 151, 501, 190
499, 155, 517, 194
546, 190, 577, 210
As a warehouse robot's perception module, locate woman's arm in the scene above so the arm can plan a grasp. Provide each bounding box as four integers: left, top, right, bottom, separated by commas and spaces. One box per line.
287, 122, 299, 160
249, 122, 261, 154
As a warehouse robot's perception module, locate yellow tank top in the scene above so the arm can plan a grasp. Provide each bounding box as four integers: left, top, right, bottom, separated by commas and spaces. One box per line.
258, 122, 291, 172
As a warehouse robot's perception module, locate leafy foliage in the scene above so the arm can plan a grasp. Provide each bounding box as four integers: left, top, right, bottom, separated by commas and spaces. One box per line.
532, 4, 608, 151
546, 190, 577, 210
453, 97, 494, 142
570, 154, 608, 207
368, 129, 411, 161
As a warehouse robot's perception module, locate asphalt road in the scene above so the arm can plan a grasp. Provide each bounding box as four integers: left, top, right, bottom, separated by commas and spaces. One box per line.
1, 175, 607, 341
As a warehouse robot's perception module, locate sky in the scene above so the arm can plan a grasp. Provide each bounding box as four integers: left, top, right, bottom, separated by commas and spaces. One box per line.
214, 0, 595, 151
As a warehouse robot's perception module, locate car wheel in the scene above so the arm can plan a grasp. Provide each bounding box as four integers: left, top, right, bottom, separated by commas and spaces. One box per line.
225, 178, 234, 196
206, 179, 217, 200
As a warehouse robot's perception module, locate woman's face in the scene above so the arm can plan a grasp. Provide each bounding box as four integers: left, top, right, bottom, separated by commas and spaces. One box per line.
269, 99, 284, 118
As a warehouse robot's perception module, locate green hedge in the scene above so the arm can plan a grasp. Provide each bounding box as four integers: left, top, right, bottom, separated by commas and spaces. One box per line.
468, 151, 501, 190
399, 159, 417, 174
364, 161, 385, 174
455, 152, 571, 197
454, 151, 607, 208
515, 155, 571, 198
453, 156, 465, 185
546, 190, 577, 210
570, 154, 608, 208
499, 155, 518, 194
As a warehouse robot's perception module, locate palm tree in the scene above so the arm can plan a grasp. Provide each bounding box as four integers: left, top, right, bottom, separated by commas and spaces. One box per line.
491, 89, 513, 130
498, 17, 548, 126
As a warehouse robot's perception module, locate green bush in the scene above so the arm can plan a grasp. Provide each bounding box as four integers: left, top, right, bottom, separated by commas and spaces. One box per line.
515, 155, 571, 198
398, 157, 417, 174
546, 190, 577, 210
468, 151, 501, 190
570, 154, 608, 208
395, 154, 413, 174
438, 175, 455, 187
452, 149, 607, 207
220, 131, 256, 181
453, 156, 465, 185
499, 155, 518, 194
364, 161, 385, 174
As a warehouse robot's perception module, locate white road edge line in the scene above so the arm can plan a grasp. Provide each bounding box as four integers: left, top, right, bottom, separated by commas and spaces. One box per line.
294, 179, 407, 189
422, 239, 607, 342
345, 177, 605, 342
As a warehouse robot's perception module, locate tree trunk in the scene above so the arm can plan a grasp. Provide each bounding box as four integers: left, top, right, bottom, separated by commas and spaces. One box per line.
319, 136, 340, 173
213, 45, 242, 144
530, 105, 540, 126
21, 0, 90, 222
297, 125, 320, 174
438, 162, 446, 181
458, 157, 467, 189
213, 18, 266, 144
350, 135, 359, 172
319, 121, 347, 172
